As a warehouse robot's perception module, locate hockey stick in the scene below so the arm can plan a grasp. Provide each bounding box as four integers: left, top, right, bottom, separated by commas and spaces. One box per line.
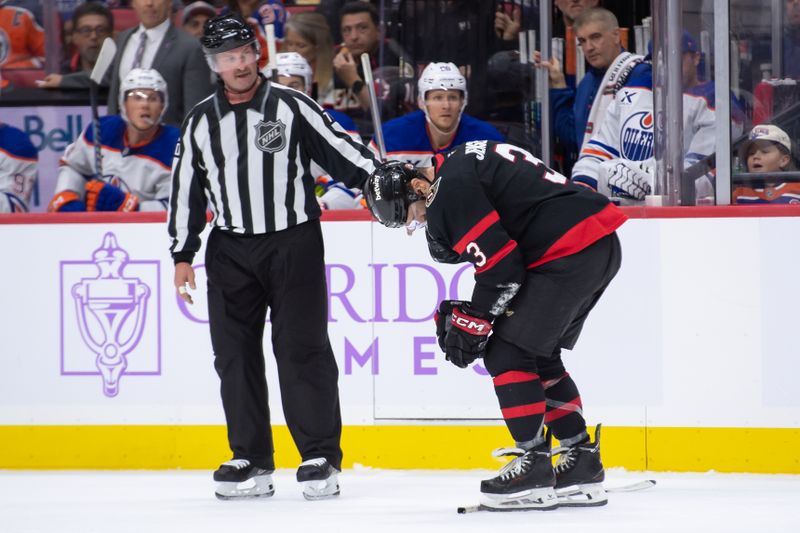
89, 37, 117, 180
264, 23, 278, 81
457, 479, 656, 514
360, 53, 387, 161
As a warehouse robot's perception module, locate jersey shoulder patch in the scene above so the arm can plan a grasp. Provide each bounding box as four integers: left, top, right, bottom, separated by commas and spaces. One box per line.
425, 176, 441, 207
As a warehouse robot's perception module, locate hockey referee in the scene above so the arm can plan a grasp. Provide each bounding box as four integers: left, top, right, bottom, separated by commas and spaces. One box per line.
167, 13, 379, 501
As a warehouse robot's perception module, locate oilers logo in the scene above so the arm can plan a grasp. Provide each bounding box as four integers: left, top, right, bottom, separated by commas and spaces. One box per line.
620, 111, 654, 161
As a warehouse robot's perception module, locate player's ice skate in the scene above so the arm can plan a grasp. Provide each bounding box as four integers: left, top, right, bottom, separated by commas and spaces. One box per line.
213, 459, 274, 500
477, 436, 558, 512
553, 424, 608, 507
296, 458, 340, 500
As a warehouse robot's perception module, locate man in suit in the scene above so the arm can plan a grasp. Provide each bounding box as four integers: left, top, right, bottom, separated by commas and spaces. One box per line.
40, 0, 213, 127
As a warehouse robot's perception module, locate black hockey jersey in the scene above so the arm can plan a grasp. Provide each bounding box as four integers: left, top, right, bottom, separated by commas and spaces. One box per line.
425, 140, 627, 317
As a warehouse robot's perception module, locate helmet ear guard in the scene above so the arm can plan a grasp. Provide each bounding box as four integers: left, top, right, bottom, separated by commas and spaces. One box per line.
364, 162, 426, 228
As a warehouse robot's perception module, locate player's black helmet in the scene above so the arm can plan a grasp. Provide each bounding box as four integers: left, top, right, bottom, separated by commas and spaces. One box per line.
364, 161, 424, 228
201, 13, 256, 55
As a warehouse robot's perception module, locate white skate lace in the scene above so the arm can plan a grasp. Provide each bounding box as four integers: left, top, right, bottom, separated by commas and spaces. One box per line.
299, 458, 327, 468
553, 447, 576, 474
222, 459, 251, 470
491, 447, 530, 482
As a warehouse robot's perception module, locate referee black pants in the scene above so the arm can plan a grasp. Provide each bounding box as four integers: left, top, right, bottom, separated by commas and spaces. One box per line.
206, 220, 342, 471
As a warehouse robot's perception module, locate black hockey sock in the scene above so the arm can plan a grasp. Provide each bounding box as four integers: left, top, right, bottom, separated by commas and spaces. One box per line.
542, 372, 588, 446
493, 370, 546, 445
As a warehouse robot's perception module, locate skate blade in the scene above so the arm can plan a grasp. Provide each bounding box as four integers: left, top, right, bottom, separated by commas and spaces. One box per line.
479, 486, 559, 511
301, 476, 340, 501
215, 475, 275, 500
556, 482, 608, 507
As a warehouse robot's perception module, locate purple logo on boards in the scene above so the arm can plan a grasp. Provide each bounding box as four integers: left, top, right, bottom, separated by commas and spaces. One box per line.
60, 232, 161, 397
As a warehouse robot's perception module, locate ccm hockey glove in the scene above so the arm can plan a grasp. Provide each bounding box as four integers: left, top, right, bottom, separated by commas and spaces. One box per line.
434, 300, 493, 369
85, 180, 139, 212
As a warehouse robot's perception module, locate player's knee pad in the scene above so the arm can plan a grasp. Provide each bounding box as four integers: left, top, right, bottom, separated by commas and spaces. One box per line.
484, 334, 538, 377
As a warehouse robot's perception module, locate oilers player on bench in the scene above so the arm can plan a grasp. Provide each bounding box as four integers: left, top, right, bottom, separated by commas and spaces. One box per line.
48, 68, 179, 213
364, 141, 627, 510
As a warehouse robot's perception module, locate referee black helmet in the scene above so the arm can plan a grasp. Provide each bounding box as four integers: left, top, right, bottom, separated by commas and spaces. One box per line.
201, 13, 256, 55
364, 162, 425, 228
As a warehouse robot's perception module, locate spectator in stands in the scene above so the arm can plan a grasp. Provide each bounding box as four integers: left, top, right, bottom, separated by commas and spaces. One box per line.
554, 0, 599, 38
0, 2, 45, 69
222, 0, 286, 38
733, 124, 800, 204
371, 61, 504, 168
785, 0, 800, 78
274, 52, 363, 210
0, 121, 38, 213
48, 68, 179, 213
493, 1, 522, 44
51, 3, 114, 81
181, 1, 217, 39
220, 0, 286, 69
283, 11, 336, 104
330, 1, 414, 134
43, 0, 213, 128
568, 9, 717, 204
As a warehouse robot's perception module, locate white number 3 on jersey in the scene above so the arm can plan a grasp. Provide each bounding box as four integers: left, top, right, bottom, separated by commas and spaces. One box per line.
466, 242, 487, 267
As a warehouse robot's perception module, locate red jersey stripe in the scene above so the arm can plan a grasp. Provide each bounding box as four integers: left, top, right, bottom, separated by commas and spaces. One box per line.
476, 239, 518, 274
527, 203, 627, 269
453, 211, 500, 253
493, 370, 539, 387
501, 401, 546, 419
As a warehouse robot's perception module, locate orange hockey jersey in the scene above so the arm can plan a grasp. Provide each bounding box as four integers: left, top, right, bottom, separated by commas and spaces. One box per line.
0, 5, 45, 69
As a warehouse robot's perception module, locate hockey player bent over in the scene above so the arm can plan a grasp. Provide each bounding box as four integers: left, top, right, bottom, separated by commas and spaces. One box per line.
364, 141, 627, 510
48, 68, 179, 213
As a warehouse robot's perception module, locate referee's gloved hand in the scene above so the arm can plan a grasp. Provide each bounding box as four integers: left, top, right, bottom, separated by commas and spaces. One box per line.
434, 300, 493, 369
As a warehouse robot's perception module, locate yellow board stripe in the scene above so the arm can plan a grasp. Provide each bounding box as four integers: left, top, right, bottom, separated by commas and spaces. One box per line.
0, 425, 798, 473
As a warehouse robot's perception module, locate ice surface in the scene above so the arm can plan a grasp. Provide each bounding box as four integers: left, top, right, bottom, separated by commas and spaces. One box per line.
1, 468, 798, 533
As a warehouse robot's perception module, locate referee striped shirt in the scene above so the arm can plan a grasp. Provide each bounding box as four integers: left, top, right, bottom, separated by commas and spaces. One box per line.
168, 75, 379, 263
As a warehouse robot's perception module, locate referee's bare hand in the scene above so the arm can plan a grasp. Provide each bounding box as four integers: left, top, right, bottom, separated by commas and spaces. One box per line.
174, 262, 196, 305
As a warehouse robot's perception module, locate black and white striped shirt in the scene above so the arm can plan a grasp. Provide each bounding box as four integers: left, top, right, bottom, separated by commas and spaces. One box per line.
168, 75, 379, 263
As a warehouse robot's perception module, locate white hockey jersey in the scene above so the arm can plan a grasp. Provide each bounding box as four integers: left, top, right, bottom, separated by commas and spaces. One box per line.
53, 115, 179, 211
0, 123, 38, 213
571, 62, 719, 200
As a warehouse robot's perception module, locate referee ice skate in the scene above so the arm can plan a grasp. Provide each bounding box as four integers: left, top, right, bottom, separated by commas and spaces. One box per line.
168, 13, 379, 501
364, 141, 627, 511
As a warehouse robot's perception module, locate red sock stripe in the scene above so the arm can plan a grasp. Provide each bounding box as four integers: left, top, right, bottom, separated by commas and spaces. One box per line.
544, 397, 583, 423
493, 371, 539, 387
541, 372, 569, 390
501, 401, 546, 420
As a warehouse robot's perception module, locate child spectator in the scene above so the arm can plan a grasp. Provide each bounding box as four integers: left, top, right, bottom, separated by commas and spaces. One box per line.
733, 124, 800, 204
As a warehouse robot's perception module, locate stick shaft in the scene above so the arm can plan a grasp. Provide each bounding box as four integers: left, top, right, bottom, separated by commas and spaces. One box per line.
360, 53, 387, 161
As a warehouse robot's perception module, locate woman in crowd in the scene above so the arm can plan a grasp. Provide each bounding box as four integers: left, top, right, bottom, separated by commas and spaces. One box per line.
283, 11, 336, 103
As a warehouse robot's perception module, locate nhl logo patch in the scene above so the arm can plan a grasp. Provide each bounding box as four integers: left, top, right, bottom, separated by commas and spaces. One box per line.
254, 120, 286, 153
